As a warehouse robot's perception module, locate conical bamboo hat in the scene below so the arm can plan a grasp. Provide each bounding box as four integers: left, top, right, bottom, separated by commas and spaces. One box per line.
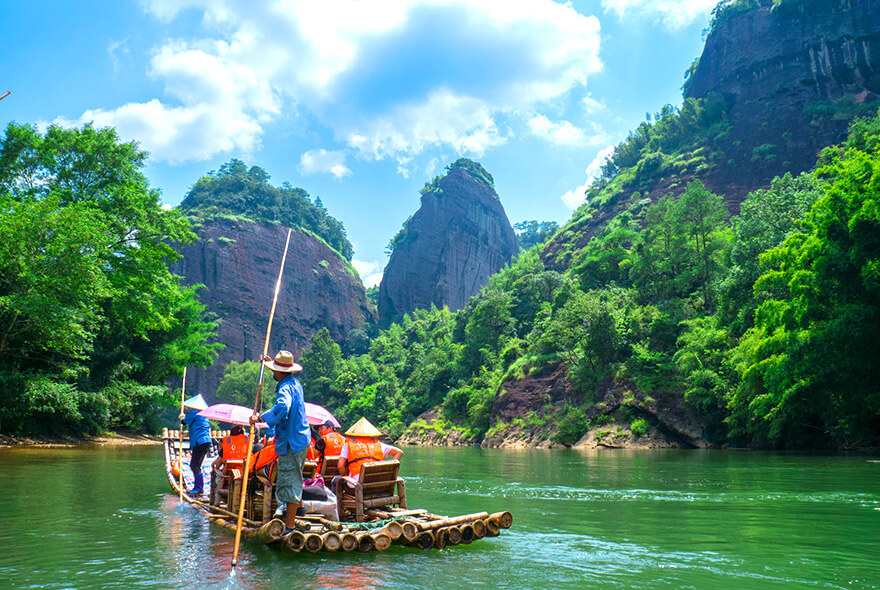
345, 417, 383, 437
183, 394, 208, 411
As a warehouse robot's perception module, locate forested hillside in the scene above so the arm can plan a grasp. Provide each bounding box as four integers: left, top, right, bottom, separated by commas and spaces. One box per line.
279, 112, 879, 449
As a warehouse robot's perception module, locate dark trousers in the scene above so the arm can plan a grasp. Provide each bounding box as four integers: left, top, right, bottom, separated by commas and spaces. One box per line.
189, 442, 211, 492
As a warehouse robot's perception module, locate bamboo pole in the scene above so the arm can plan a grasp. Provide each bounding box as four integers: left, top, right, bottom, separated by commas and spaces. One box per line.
412, 530, 434, 550
472, 519, 486, 539
304, 532, 323, 553
488, 511, 513, 528
356, 532, 375, 552
372, 531, 392, 552
231, 228, 293, 569
434, 528, 447, 550
446, 526, 462, 546
178, 367, 187, 503
415, 512, 489, 531
321, 531, 342, 552
340, 532, 358, 552
484, 518, 501, 537
400, 520, 419, 542
458, 523, 475, 544
283, 530, 306, 553
211, 518, 284, 544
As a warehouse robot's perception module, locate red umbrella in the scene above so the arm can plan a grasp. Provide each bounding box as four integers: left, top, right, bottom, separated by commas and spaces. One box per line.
199, 404, 268, 428
305, 402, 340, 427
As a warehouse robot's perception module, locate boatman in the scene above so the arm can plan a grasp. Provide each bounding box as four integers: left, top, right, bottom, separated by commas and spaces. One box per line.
250, 350, 310, 534
181, 394, 211, 497
337, 417, 403, 481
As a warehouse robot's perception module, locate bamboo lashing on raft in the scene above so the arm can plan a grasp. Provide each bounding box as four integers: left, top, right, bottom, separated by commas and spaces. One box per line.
232, 227, 293, 569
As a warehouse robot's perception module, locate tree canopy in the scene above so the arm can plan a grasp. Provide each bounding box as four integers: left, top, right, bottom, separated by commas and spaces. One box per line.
181, 158, 353, 260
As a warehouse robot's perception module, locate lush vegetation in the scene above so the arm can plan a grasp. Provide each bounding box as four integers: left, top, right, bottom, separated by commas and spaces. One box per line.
290, 112, 880, 449
0, 123, 221, 436
181, 158, 353, 260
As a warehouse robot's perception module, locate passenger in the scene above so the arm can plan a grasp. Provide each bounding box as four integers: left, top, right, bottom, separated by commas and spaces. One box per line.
181, 400, 211, 497
250, 350, 310, 535
315, 420, 345, 472
337, 417, 403, 482
211, 425, 247, 472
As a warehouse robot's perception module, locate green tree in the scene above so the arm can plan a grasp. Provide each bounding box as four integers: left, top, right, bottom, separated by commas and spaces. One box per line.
0, 122, 221, 434
300, 328, 343, 407
216, 360, 261, 407
729, 129, 880, 447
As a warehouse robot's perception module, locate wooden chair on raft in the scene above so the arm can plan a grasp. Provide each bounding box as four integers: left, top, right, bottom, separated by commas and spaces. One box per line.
335, 460, 406, 522
320, 455, 341, 478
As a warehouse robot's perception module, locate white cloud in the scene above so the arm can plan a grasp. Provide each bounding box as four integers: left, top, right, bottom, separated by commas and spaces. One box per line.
352, 259, 384, 288
601, 0, 716, 30
560, 143, 615, 209
61, 0, 603, 166
527, 114, 606, 147
299, 149, 352, 179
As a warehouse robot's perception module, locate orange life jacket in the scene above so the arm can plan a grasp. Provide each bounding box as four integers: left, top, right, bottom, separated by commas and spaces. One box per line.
222, 433, 248, 464
252, 440, 278, 474
344, 437, 383, 479
316, 430, 346, 472
322, 431, 346, 456
307, 440, 318, 461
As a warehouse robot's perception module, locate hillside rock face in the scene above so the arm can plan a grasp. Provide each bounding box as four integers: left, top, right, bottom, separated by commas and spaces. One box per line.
377, 166, 518, 324
541, 0, 880, 269
174, 218, 375, 401
687, 0, 880, 191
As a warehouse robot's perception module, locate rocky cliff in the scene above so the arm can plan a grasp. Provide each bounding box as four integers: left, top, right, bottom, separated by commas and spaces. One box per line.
687, 0, 880, 188
378, 161, 518, 324
542, 0, 880, 268
174, 217, 376, 401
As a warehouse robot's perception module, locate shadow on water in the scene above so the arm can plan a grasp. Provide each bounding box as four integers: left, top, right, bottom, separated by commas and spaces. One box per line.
0, 445, 878, 589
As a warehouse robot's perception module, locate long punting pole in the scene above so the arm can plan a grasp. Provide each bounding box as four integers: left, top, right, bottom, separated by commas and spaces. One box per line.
178, 367, 187, 503
231, 227, 292, 568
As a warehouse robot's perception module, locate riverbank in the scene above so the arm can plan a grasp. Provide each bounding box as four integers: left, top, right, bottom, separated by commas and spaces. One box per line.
0, 431, 162, 448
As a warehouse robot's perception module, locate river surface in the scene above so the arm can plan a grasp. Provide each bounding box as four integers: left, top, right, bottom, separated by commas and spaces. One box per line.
0, 446, 878, 589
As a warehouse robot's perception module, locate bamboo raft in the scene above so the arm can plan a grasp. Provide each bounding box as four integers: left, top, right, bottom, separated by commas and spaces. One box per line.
163, 428, 512, 553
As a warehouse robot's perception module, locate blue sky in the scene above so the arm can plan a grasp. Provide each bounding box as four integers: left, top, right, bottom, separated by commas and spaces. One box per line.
1, 0, 714, 286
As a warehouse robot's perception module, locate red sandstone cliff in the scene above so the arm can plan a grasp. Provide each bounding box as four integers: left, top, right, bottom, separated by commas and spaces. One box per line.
377, 163, 518, 324
174, 218, 375, 401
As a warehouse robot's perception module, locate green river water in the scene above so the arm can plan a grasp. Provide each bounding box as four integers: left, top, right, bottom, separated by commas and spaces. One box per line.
0, 445, 878, 589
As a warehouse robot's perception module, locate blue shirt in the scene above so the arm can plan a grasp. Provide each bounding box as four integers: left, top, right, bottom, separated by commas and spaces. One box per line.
260, 374, 310, 455
183, 409, 211, 447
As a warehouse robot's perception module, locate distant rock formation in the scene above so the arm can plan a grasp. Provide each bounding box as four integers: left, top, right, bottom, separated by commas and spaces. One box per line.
174, 217, 376, 401
377, 161, 518, 324
686, 0, 880, 195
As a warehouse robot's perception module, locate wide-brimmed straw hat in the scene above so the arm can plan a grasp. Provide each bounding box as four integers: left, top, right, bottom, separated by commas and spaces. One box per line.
345, 417, 384, 438
263, 350, 303, 373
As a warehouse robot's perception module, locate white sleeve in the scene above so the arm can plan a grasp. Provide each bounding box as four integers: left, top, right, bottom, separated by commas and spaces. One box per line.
380, 442, 400, 456
340, 443, 349, 459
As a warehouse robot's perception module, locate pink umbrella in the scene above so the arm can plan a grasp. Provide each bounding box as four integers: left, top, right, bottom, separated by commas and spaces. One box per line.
199, 404, 268, 428
305, 402, 340, 428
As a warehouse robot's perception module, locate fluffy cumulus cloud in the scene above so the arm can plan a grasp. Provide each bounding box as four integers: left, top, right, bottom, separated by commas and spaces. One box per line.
601, 0, 716, 29
63, 0, 603, 165
560, 143, 615, 209
527, 114, 607, 147
299, 149, 352, 179
352, 259, 384, 288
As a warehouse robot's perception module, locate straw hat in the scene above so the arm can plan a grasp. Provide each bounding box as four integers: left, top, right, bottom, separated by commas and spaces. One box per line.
263, 350, 303, 373
345, 417, 383, 438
